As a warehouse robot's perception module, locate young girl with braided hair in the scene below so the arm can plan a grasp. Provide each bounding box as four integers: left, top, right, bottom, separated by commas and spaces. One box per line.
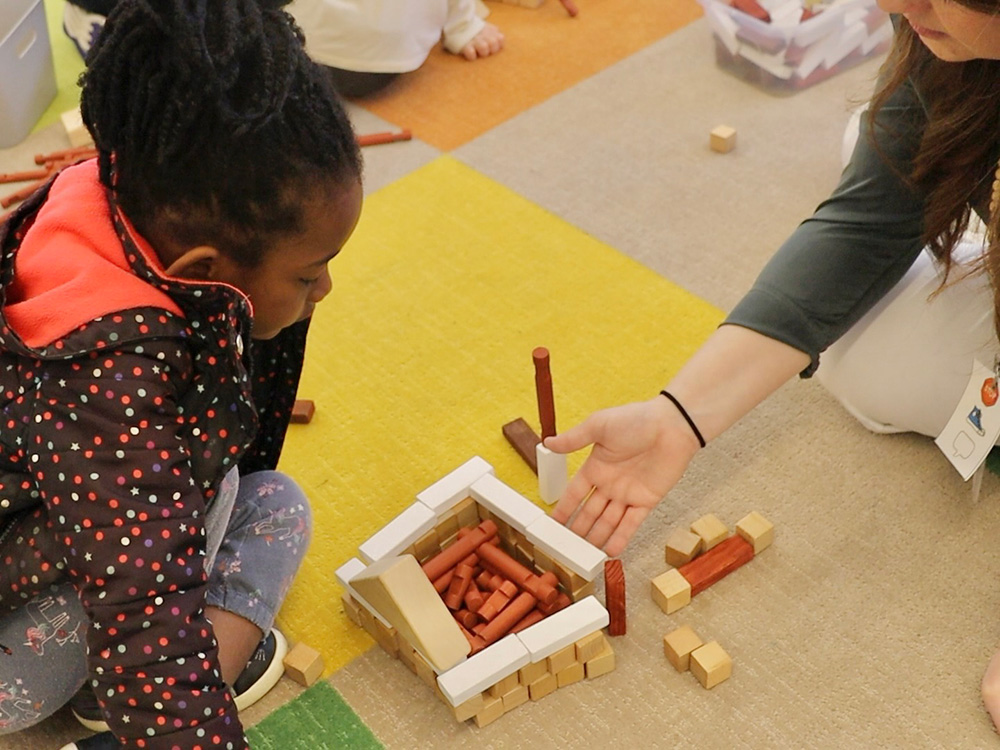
0, 1, 363, 747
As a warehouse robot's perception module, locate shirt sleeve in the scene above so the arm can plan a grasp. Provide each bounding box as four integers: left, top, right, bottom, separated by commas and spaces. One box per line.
31, 340, 246, 748
725, 72, 928, 377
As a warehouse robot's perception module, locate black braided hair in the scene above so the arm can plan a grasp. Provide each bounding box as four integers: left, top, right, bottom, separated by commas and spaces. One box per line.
79, 0, 363, 267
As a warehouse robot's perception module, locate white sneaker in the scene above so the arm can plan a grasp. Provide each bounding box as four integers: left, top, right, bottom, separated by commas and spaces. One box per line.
62, 2, 107, 59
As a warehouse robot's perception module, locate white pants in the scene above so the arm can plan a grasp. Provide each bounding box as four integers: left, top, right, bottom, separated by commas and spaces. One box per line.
816, 238, 999, 439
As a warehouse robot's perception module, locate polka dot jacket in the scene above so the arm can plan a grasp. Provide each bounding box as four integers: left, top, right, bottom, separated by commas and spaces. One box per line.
0, 162, 308, 748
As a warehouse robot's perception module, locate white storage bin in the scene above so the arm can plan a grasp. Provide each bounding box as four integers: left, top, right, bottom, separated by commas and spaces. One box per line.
0, 0, 57, 148
698, 0, 892, 93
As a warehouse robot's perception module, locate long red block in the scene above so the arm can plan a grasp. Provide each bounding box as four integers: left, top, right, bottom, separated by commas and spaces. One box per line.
677, 534, 754, 596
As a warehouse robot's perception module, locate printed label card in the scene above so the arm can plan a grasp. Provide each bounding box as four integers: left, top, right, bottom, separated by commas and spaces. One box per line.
935, 359, 1000, 481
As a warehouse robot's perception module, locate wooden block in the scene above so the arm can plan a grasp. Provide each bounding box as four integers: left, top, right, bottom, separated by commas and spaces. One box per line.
437, 634, 529, 706
519, 660, 548, 685
350, 554, 470, 671
663, 625, 703, 672
416, 456, 495, 515
524, 514, 607, 581
455, 496, 481, 529
736, 511, 774, 554
604, 559, 626, 636
546, 643, 577, 674
556, 661, 585, 688
690, 641, 732, 689
501, 683, 529, 711
709, 125, 737, 153
358, 503, 437, 564
470, 473, 545, 530
678, 534, 755, 597
60, 108, 94, 149
451, 692, 485, 722
650, 569, 691, 614
665, 528, 703, 567
516, 596, 609, 661
290, 399, 315, 423
488, 671, 521, 698
372, 617, 399, 657
536, 444, 568, 505
690, 514, 728, 551
528, 671, 558, 700
574, 631, 606, 663
502, 417, 541, 473
340, 592, 362, 627
474, 694, 505, 727
282, 642, 324, 686
584, 641, 615, 679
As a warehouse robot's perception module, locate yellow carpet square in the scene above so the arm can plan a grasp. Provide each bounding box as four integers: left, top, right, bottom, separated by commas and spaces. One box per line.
274, 155, 723, 673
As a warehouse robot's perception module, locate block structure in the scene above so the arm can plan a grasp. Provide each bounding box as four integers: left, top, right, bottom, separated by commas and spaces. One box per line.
338, 459, 615, 727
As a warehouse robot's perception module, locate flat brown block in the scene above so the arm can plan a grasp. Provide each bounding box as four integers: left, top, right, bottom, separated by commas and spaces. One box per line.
678, 534, 754, 597
604, 559, 626, 636
502, 417, 541, 473
291, 399, 315, 423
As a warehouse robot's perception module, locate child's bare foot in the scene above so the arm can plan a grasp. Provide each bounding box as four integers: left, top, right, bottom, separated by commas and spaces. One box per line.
461, 23, 505, 61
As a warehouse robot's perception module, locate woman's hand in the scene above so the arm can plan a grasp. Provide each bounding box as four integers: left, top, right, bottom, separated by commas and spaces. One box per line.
544, 395, 702, 556
982, 648, 1000, 732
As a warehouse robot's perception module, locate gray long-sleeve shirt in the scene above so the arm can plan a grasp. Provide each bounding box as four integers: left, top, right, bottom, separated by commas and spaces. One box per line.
725, 47, 995, 377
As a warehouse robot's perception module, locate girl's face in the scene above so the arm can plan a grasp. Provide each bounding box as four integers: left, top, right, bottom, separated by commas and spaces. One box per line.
217, 179, 363, 339
878, 0, 1000, 60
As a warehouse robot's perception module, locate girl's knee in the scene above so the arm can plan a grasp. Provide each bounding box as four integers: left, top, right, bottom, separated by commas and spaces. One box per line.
239, 471, 312, 542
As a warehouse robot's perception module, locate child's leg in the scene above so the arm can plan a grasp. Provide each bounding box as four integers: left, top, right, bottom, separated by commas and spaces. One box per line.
204, 470, 312, 685
324, 67, 400, 99
0, 582, 88, 734
816, 239, 999, 439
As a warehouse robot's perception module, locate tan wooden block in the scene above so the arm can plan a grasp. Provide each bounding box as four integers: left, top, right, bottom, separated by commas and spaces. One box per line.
650, 569, 692, 614
451, 692, 485, 722
533, 547, 555, 573
282, 642, 324, 686
585, 641, 616, 679
736, 511, 774, 554
474, 695, 505, 728
690, 514, 728, 551
519, 660, 548, 684
709, 125, 737, 153
411, 529, 440, 564
547, 643, 577, 674
690, 641, 732, 689
528, 671, 558, 700
488, 671, 521, 698
571, 580, 596, 601
341, 592, 362, 626
372, 617, 399, 657
455, 496, 481, 528
60, 108, 94, 149
436, 513, 460, 543
397, 641, 419, 674
575, 631, 607, 663
663, 625, 703, 672
665, 527, 703, 567
412, 649, 437, 688
501, 683, 530, 711
556, 661, 585, 688
350, 554, 469, 671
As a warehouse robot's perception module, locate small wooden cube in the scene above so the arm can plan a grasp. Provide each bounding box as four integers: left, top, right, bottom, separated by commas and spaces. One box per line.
290, 399, 315, 423
547, 643, 577, 674
736, 511, 774, 554
575, 631, 607, 663
451, 692, 485, 722
690, 641, 732, 689
501, 683, 529, 711
690, 514, 728, 551
709, 125, 737, 154
519, 660, 548, 685
665, 527, 703, 567
556, 661, 585, 688
584, 641, 616, 679
528, 671, 558, 700
474, 695, 505, 727
663, 625, 703, 672
650, 569, 692, 614
283, 642, 324, 686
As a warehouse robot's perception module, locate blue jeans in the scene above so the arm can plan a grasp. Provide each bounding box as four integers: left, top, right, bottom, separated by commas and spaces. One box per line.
0, 470, 311, 734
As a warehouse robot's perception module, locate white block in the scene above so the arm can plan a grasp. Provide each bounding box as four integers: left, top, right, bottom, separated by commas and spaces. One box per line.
334, 557, 391, 628
515, 596, 609, 662
535, 444, 568, 505
469, 474, 545, 529
525, 514, 607, 581
436, 634, 530, 706
358, 502, 437, 563
823, 20, 866, 69
415, 455, 495, 515
60, 108, 93, 148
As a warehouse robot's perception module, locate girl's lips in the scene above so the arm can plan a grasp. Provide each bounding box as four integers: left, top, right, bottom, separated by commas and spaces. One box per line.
909, 20, 947, 39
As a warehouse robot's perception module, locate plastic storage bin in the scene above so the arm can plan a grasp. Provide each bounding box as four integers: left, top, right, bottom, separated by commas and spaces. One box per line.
698, 0, 892, 93
0, 0, 57, 148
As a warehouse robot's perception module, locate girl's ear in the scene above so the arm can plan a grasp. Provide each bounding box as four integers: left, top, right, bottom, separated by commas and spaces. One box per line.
164, 246, 220, 280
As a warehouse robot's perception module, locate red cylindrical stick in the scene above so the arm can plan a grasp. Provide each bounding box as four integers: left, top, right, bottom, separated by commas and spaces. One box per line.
422, 520, 497, 581
479, 591, 538, 645
478, 542, 558, 605
509, 608, 545, 633
356, 129, 412, 147
444, 563, 475, 610
533, 347, 556, 440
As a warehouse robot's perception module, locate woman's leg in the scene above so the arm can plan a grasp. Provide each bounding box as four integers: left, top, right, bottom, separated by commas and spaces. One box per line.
816, 239, 999, 439
204, 470, 312, 685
